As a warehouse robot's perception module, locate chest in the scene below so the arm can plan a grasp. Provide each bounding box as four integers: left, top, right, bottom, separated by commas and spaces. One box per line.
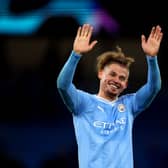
83, 102, 129, 136
84, 102, 127, 121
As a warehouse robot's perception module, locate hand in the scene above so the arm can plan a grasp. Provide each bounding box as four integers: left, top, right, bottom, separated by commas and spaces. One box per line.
73, 24, 98, 55
141, 25, 163, 56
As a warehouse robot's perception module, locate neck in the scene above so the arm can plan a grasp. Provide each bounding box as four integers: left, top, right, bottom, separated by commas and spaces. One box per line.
97, 92, 118, 102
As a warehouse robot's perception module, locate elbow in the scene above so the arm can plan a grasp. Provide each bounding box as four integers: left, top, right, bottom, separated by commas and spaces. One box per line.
56, 76, 64, 90
56, 78, 61, 89
56, 76, 61, 89
56, 76, 69, 91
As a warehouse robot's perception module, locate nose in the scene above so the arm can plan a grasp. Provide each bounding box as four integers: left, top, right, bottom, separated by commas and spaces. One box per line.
113, 76, 120, 84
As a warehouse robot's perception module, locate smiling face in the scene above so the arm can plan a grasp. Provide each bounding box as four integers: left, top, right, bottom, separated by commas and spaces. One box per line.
97, 63, 129, 101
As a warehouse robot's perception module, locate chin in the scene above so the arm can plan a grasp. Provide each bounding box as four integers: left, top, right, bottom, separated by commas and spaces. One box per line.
107, 92, 117, 98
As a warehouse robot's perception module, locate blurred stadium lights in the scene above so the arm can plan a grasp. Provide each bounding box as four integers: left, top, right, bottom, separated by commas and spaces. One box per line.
0, 0, 119, 35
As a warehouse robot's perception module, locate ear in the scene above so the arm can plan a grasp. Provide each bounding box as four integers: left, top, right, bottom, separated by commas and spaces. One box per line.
98, 70, 103, 79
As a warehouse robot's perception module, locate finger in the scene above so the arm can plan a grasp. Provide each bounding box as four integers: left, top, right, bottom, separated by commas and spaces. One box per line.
76, 27, 82, 38
81, 24, 87, 37
83, 24, 90, 37
89, 40, 98, 49
154, 25, 160, 39
141, 34, 146, 43
155, 25, 163, 41
157, 32, 163, 42
149, 26, 155, 39
156, 25, 161, 34
87, 25, 93, 39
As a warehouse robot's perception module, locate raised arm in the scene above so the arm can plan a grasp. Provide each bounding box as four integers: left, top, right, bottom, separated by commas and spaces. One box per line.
57, 24, 97, 113
134, 25, 163, 113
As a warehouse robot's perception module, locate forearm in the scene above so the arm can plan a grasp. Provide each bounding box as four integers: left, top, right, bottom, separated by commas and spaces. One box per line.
145, 55, 161, 92
57, 51, 81, 112
135, 56, 161, 110
147, 56, 161, 89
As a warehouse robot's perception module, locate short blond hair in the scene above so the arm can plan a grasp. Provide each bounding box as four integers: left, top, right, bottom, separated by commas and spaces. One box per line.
96, 46, 135, 72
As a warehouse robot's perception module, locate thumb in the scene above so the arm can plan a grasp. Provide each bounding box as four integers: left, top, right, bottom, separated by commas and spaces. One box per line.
90, 40, 98, 49
141, 34, 146, 44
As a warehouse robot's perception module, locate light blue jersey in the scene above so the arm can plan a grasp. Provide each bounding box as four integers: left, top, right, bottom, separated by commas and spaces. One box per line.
57, 51, 161, 168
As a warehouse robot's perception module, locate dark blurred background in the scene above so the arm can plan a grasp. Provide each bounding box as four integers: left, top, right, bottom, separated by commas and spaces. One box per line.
0, 0, 168, 168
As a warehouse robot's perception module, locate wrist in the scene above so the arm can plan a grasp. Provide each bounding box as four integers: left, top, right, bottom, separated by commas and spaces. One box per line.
73, 50, 82, 56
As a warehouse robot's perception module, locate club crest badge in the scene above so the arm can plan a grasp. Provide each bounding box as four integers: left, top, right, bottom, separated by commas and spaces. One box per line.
118, 104, 125, 112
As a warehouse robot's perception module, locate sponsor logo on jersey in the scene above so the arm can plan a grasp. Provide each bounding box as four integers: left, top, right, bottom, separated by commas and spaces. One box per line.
93, 117, 126, 135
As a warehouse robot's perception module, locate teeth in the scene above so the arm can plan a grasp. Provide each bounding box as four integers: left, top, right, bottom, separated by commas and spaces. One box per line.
110, 84, 118, 89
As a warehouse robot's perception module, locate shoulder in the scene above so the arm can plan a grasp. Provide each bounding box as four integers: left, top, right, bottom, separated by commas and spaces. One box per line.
118, 93, 136, 103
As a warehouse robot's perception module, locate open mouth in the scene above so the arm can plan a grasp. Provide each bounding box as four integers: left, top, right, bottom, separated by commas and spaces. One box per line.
108, 82, 120, 89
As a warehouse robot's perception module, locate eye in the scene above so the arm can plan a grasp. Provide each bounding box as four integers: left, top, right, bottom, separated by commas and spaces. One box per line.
110, 72, 116, 77
119, 76, 126, 81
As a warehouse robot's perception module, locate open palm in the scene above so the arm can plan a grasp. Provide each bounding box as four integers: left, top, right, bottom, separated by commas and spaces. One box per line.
141, 25, 163, 56
73, 24, 98, 54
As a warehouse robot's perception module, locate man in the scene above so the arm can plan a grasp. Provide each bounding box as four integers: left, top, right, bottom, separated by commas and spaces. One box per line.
57, 24, 163, 168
